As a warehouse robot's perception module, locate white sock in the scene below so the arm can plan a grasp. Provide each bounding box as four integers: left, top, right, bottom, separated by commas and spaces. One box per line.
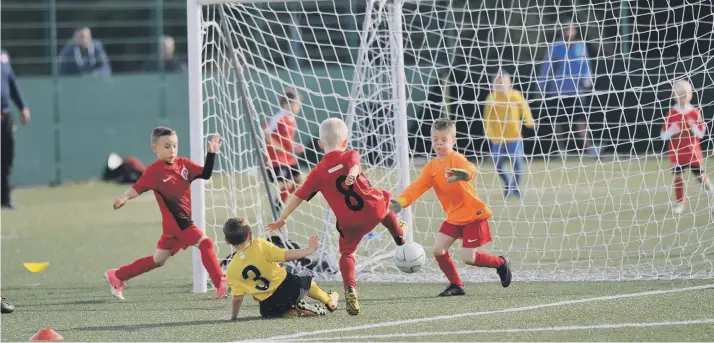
703, 177, 714, 197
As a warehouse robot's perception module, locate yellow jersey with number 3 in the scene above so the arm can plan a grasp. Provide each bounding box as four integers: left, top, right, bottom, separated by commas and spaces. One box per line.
225, 238, 287, 302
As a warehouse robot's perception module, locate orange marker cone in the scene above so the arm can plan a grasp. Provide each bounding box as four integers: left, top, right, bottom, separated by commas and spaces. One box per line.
29, 328, 63, 341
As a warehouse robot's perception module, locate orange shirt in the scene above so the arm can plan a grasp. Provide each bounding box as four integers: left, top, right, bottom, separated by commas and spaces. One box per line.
396, 151, 491, 225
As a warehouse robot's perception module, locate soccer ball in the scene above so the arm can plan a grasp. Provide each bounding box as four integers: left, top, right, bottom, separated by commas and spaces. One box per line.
393, 242, 426, 273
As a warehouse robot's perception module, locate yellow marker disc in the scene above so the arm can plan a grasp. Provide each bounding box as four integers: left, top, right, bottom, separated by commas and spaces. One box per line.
23, 262, 49, 273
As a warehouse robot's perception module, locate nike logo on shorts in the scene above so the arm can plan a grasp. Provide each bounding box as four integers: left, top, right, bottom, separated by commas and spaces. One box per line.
467, 239, 478, 243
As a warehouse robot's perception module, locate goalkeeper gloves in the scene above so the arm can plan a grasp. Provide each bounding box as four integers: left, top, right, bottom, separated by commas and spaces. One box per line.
446, 168, 470, 183
389, 199, 403, 214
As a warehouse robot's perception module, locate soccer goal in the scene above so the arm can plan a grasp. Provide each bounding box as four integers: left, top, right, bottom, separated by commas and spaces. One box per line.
187, 0, 714, 292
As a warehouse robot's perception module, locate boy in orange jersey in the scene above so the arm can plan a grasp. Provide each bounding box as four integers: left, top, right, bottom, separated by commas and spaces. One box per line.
389, 118, 512, 296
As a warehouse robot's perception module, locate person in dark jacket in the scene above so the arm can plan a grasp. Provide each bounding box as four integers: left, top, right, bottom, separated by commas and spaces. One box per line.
143, 36, 186, 72
1, 49, 30, 209
57, 27, 112, 76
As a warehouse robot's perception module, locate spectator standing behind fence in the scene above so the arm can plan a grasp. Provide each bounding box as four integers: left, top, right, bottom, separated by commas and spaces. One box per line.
143, 36, 186, 73
483, 72, 534, 199
1, 50, 30, 209
538, 21, 598, 159
58, 27, 111, 76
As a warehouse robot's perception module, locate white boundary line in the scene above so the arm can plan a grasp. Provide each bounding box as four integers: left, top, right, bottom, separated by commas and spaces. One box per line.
291, 318, 714, 342
249, 283, 713, 342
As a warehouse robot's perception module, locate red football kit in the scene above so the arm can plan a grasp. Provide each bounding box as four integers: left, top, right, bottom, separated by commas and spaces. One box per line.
663, 105, 705, 167
264, 110, 298, 167
295, 149, 391, 255
110, 152, 224, 295
132, 154, 215, 251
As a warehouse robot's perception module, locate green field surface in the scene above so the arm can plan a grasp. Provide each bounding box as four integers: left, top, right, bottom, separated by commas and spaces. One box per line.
2, 157, 713, 341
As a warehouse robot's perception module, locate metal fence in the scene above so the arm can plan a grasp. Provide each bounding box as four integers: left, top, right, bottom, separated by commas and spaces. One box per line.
1, 0, 187, 76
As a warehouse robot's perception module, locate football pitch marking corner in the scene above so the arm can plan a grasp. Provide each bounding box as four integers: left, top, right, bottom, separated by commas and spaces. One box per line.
289, 318, 714, 341
248, 283, 713, 342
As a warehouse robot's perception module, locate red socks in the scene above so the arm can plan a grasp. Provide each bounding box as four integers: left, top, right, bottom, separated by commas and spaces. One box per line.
339, 253, 357, 291
116, 256, 157, 281
381, 212, 405, 243
434, 253, 463, 288
198, 239, 224, 287
114, 239, 224, 287
674, 175, 685, 203
471, 252, 505, 268
279, 183, 297, 202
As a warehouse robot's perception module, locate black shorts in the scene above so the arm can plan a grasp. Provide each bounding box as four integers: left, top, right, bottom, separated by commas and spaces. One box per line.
672, 164, 703, 176
546, 96, 587, 124
268, 165, 301, 183
259, 273, 312, 318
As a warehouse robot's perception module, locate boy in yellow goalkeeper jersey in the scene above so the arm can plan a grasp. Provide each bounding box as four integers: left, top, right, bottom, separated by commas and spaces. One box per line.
223, 218, 338, 320
483, 72, 534, 198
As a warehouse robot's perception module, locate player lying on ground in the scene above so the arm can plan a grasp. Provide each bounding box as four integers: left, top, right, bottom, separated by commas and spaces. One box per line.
660, 79, 714, 214
223, 218, 338, 319
264, 87, 305, 214
390, 118, 512, 296
106, 127, 227, 300
483, 71, 534, 199
266, 118, 406, 316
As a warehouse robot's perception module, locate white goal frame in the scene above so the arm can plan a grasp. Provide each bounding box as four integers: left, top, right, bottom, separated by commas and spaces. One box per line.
186, 0, 416, 293
187, 0, 714, 293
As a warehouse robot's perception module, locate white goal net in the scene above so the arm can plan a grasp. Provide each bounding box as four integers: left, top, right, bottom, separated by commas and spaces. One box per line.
191, 0, 714, 290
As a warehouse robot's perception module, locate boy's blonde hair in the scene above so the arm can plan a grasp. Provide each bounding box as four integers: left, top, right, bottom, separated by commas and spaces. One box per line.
431, 118, 456, 135
493, 71, 512, 91
279, 87, 301, 107
494, 70, 510, 82
673, 79, 693, 102
319, 118, 348, 149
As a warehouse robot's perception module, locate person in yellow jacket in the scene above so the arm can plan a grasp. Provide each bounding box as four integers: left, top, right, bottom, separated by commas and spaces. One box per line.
483, 72, 534, 198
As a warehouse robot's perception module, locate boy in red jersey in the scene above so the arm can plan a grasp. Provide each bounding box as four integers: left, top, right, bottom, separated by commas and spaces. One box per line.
661, 79, 714, 214
390, 118, 511, 297
264, 88, 305, 213
266, 118, 406, 316
105, 127, 227, 300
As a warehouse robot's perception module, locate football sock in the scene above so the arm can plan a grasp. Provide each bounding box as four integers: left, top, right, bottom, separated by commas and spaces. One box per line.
339, 253, 357, 291
279, 185, 290, 203
674, 175, 685, 203
116, 256, 157, 281
198, 238, 224, 287
307, 280, 331, 304
279, 183, 297, 203
434, 253, 463, 288
471, 252, 505, 269
699, 174, 714, 196
381, 212, 405, 244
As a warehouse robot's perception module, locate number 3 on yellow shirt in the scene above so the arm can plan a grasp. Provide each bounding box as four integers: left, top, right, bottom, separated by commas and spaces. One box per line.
242, 265, 270, 291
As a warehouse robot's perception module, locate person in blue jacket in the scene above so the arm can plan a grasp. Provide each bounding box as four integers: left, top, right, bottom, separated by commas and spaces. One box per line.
538, 21, 599, 159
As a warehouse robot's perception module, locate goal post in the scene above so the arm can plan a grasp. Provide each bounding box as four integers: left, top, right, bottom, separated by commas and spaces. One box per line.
189, 0, 714, 292
187, 0, 207, 293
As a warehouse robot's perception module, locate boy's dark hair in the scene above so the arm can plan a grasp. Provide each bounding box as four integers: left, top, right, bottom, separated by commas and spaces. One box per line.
223, 217, 252, 245
432, 118, 456, 133
278, 87, 300, 107
151, 126, 176, 143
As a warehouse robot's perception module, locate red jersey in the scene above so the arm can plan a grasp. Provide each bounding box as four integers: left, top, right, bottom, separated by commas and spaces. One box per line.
264, 110, 298, 167
295, 150, 390, 228
663, 105, 705, 166
132, 154, 214, 231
